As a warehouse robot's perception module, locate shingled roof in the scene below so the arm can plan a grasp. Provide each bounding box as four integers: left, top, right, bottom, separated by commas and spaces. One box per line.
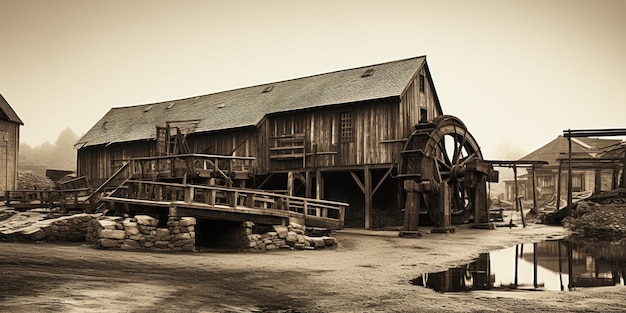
77, 56, 433, 147
519, 136, 622, 166
0, 93, 24, 125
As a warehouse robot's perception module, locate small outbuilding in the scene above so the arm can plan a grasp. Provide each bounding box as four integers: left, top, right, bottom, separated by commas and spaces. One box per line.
0, 93, 23, 192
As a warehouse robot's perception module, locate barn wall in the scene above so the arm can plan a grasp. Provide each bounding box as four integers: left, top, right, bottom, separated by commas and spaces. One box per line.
77, 141, 154, 187
0, 120, 19, 191
77, 127, 258, 186
185, 127, 258, 157
258, 99, 404, 173
399, 66, 440, 137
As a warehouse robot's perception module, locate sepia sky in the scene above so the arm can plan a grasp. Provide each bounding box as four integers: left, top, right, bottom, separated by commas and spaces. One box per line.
0, 0, 624, 159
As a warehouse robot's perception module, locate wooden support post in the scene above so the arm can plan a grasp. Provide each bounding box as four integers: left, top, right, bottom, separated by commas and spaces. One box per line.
184, 186, 194, 203
533, 242, 538, 289
567, 133, 573, 215
305, 171, 312, 198
531, 166, 538, 213
556, 162, 562, 210
621, 152, 626, 188
315, 169, 323, 200
431, 181, 455, 233
399, 180, 422, 237
517, 196, 526, 228
287, 172, 294, 197
364, 166, 372, 229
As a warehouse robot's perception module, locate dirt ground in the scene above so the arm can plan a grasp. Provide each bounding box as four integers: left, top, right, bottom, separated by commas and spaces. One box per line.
2, 218, 625, 313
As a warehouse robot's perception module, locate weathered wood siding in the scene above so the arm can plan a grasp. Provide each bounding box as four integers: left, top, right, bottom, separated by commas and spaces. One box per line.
399, 66, 440, 138
257, 98, 405, 173
0, 119, 19, 191
77, 141, 153, 186
185, 128, 257, 158
77, 128, 258, 186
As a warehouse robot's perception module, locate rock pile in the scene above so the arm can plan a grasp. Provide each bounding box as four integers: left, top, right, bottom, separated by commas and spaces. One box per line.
18, 171, 56, 190
86, 215, 196, 251
246, 222, 338, 251
0, 212, 95, 241
563, 188, 626, 239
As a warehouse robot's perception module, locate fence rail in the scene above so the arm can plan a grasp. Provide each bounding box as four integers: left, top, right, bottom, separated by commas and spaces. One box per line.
5, 188, 93, 211
104, 180, 346, 226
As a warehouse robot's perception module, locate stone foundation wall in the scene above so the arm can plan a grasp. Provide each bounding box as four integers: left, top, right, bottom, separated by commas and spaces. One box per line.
246, 222, 337, 251
87, 215, 196, 251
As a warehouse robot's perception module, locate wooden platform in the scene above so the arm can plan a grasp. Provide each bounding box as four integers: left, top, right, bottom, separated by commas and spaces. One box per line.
101, 180, 346, 229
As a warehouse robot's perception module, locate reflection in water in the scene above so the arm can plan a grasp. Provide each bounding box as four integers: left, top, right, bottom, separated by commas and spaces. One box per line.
411, 238, 626, 292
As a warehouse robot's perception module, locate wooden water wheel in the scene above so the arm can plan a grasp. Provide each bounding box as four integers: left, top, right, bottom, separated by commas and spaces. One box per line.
399, 115, 486, 226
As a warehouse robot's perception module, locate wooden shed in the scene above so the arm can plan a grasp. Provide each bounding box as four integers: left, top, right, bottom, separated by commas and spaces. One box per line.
512, 136, 624, 205
0, 93, 23, 192
76, 56, 444, 228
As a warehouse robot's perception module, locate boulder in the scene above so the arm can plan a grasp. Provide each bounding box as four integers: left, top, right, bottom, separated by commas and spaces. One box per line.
273, 226, 288, 239
99, 229, 126, 240
19, 226, 47, 241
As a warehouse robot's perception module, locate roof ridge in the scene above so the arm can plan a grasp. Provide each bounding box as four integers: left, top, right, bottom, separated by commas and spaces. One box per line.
112, 55, 427, 109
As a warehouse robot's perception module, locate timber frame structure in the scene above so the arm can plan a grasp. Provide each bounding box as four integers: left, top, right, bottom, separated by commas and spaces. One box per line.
76, 56, 444, 228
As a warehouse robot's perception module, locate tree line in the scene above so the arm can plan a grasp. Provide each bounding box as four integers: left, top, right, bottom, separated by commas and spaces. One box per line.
19, 127, 79, 172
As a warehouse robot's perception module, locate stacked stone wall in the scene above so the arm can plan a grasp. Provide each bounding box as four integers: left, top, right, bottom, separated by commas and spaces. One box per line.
246, 222, 337, 251
87, 215, 196, 251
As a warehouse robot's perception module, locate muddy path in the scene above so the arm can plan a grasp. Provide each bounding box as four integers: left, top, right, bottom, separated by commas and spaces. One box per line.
1, 224, 625, 312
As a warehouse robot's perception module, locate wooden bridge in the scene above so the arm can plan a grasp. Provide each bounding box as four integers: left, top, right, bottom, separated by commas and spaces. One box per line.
4, 153, 346, 229
101, 180, 346, 228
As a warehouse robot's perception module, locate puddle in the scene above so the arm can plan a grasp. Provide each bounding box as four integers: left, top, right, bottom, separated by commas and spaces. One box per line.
411, 237, 626, 292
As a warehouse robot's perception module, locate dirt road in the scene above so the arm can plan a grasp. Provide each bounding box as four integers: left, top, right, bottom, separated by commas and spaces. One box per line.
1, 223, 625, 312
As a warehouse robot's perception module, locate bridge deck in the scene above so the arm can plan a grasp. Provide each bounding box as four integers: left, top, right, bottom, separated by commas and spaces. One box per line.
101, 180, 346, 229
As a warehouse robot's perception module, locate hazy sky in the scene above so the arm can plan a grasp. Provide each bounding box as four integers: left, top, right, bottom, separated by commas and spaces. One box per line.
1, 0, 624, 159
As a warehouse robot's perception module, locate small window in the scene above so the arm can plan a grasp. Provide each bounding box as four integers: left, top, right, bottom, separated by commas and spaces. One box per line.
538, 176, 554, 188
340, 111, 353, 142
420, 108, 428, 123
572, 174, 584, 192
419, 74, 425, 93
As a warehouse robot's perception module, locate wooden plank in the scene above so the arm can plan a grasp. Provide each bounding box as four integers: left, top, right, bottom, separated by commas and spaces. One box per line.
269, 146, 305, 151
269, 154, 305, 159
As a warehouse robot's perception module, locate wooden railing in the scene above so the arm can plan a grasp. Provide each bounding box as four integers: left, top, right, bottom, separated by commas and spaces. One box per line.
5, 188, 92, 211
130, 154, 255, 181
105, 180, 346, 225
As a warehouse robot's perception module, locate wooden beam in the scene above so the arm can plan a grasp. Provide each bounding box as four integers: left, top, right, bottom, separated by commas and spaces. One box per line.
316, 169, 323, 200
287, 172, 294, 197
350, 171, 365, 193
372, 165, 394, 196
305, 171, 312, 198
256, 173, 275, 189
364, 166, 372, 229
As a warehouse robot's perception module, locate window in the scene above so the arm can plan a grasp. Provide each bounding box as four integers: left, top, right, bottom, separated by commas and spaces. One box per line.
420, 108, 428, 123
419, 74, 425, 93
572, 174, 584, 192
538, 176, 554, 188
340, 111, 353, 142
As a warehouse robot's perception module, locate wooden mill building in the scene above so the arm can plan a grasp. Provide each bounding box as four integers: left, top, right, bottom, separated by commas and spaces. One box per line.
76, 56, 444, 228
0, 93, 23, 192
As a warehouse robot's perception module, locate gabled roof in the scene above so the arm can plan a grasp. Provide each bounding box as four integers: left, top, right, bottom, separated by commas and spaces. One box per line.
0, 93, 24, 125
77, 56, 436, 147
519, 135, 622, 166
